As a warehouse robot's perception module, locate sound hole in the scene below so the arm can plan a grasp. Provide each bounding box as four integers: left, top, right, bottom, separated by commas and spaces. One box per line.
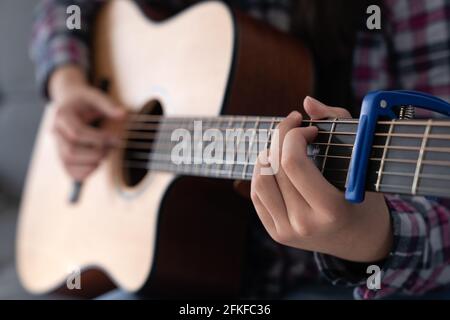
121, 100, 163, 187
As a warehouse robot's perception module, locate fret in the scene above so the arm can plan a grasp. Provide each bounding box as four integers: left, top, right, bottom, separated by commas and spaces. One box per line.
242, 117, 260, 179
376, 121, 394, 192
229, 118, 247, 178
204, 119, 220, 178
203, 118, 213, 177
266, 117, 277, 150
220, 118, 235, 178
193, 119, 204, 175
254, 117, 277, 176
153, 118, 172, 171
412, 119, 432, 195
175, 119, 184, 172
320, 119, 337, 174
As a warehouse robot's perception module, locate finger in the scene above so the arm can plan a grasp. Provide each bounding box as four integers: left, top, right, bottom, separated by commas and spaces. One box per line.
252, 152, 291, 233
250, 192, 277, 238
270, 112, 311, 226
83, 89, 125, 119
55, 110, 116, 148
65, 164, 97, 181
270, 111, 303, 159
282, 126, 343, 213
303, 96, 351, 119
56, 134, 106, 166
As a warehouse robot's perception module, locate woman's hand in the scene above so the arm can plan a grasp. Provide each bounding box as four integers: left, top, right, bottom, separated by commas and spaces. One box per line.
49, 65, 125, 181
251, 96, 393, 263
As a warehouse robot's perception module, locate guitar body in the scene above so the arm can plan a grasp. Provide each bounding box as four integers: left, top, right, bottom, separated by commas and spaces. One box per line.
17, 0, 313, 298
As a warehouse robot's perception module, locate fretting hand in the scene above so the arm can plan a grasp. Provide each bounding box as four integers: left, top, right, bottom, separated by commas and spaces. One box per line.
251, 96, 393, 263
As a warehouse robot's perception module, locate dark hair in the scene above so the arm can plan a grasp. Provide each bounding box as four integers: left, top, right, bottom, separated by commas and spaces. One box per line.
291, 0, 380, 109
292, 0, 375, 62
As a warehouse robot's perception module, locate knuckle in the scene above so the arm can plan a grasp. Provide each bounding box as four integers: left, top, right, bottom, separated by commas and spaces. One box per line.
252, 175, 265, 194
276, 119, 291, 136
65, 144, 76, 158
272, 231, 293, 246
271, 232, 285, 245
320, 203, 343, 225
284, 129, 306, 149
281, 150, 298, 173
65, 130, 78, 144
334, 107, 351, 118
291, 219, 313, 237
250, 188, 258, 202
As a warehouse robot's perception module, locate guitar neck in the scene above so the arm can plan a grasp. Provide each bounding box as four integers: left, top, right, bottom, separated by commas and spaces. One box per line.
123, 115, 450, 199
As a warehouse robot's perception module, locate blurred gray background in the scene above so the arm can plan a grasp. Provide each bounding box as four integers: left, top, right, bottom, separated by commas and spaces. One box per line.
0, 0, 45, 299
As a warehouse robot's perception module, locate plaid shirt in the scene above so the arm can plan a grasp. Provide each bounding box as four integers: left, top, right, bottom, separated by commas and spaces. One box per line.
31, 0, 450, 299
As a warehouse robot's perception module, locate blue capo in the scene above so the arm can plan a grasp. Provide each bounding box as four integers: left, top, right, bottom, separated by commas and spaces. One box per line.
345, 90, 450, 203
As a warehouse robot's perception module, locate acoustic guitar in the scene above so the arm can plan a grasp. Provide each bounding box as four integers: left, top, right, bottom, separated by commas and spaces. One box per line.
17, 0, 450, 298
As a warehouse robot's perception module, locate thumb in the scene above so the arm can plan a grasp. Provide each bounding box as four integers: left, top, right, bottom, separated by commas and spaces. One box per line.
84, 89, 125, 119
303, 96, 351, 119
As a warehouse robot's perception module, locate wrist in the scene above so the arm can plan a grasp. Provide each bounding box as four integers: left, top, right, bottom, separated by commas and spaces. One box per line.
327, 193, 393, 263
49, 64, 89, 102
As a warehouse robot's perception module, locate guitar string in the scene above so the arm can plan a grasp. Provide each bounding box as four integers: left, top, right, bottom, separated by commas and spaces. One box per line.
125, 113, 450, 128
103, 116, 450, 159
123, 151, 450, 170
116, 139, 450, 158
124, 124, 450, 139
123, 158, 450, 184
115, 133, 450, 172
123, 117, 450, 129
91, 115, 450, 188
122, 159, 349, 182
121, 160, 450, 196
120, 143, 450, 184
121, 128, 450, 141
115, 129, 450, 161
119, 115, 450, 141
119, 125, 450, 191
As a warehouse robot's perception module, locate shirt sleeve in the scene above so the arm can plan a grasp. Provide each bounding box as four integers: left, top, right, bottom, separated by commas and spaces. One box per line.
30, 0, 105, 98
314, 0, 450, 300
386, 0, 450, 105
30, 0, 192, 99
315, 195, 450, 299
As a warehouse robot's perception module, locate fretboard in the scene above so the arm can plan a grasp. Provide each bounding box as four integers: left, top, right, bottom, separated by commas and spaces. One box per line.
123, 115, 450, 199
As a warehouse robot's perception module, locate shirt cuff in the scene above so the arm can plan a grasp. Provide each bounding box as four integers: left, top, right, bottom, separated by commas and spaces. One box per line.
34, 35, 90, 99
314, 195, 428, 299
